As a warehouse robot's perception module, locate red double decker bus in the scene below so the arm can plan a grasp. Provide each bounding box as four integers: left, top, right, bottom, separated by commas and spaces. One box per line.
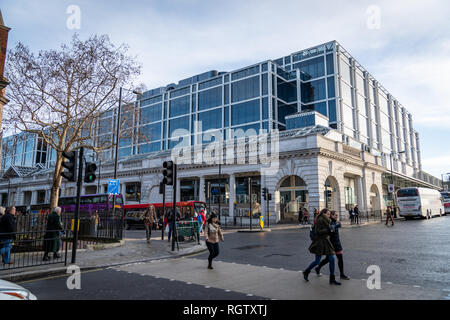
123, 201, 207, 230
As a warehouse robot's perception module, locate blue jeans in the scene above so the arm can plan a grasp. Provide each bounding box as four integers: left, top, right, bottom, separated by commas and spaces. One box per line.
305, 254, 335, 276
168, 223, 174, 241
0, 239, 13, 264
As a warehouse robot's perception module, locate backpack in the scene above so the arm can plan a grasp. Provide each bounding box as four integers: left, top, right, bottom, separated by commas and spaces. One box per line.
309, 224, 316, 241
197, 213, 203, 224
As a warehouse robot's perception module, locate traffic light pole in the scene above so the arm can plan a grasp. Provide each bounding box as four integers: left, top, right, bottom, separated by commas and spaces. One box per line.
267, 191, 270, 228
72, 147, 84, 264
171, 164, 178, 251
161, 182, 165, 240
249, 177, 252, 230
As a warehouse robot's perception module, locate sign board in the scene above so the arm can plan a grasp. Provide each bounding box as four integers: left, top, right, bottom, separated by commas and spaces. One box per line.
259, 216, 264, 229
108, 179, 120, 195
388, 184, 395, 193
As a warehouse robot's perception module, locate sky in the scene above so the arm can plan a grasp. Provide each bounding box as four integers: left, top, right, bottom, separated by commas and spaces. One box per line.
1, 0, 450, 179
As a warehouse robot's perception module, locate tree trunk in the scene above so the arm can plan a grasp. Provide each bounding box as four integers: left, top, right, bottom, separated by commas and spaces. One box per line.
50, 154, 64, 209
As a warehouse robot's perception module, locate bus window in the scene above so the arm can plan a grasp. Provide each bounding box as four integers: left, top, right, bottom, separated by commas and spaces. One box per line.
183, 206, 192, 219
397, 189, 418, 197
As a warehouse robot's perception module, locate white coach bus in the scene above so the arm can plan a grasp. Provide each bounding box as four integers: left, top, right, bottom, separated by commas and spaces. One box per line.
396, 187, 444, 219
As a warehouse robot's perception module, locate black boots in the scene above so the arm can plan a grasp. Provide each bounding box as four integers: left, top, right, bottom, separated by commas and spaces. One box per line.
208, 259, 213, 269
329, 275, 341, 285
314, 267, 321, 276
303, 269, 311, 281
340, 274, 350, 280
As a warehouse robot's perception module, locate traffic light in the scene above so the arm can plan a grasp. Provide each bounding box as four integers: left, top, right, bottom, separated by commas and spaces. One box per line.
84, 162, 97, 183
162, 161, 174, 185
268, 193, 272, 201
262, 187, 267, 201
61, 151, 78, 182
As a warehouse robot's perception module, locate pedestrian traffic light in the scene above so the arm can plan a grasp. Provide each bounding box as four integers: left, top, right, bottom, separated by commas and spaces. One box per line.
84, 162, 97, 183
262, 187, 267, 201
162, 161, 174, 185
61, 151, 78, 182
268, 193, 272, 201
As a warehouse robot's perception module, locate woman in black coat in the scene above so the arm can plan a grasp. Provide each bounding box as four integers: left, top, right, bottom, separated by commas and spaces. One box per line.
314, 211, 350, 280
43, 207, 63, 261
302, 208, 341, 285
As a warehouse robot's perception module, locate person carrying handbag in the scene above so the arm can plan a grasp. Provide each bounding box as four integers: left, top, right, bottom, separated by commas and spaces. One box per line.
204, 213, 224, 270
143, 204, 158, 244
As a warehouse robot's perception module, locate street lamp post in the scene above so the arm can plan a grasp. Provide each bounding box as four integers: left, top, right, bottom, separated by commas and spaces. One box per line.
390, 150, 406, 218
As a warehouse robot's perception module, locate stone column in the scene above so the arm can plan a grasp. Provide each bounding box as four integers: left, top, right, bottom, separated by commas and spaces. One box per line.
199, 176, 205, 202
356, 176, 364, 209
228, 173, 235, 217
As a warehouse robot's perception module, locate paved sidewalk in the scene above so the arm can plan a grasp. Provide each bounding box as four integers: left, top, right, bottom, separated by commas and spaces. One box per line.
0, 235, 207, 283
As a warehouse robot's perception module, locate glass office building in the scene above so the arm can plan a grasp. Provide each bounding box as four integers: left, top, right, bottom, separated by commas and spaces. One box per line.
0, 41, 431, 183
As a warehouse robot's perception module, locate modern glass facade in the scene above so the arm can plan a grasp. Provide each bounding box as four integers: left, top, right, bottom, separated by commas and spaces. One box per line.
0, 41, 426, 180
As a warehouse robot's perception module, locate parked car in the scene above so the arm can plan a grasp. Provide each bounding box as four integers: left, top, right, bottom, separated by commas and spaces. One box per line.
124, 210, 145, 230
0, 279, 37, 300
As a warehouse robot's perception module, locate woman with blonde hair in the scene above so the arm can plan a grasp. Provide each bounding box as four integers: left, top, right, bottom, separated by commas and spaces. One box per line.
143, 204, 158, 245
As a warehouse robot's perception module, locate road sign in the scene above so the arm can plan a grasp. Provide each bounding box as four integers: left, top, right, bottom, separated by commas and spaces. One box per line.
388, 184, 395, 193
108, 179, 120, 195
259, 216, 264, 229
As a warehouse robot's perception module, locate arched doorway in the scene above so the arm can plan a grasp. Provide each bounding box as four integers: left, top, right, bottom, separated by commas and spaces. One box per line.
278, 175, 308, 222
369, 184, 381, 212
324, 176, 340, 211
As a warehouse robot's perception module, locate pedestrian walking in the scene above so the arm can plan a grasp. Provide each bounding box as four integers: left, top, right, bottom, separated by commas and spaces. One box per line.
43, 207, 63, 261
204, 213, 224, 269
0, 206, 16, 265
92, 210, 99, 236
167, 207, 181, 242
313, 208, 319, 221
302, 207, 310, 225
349, 207, 355, 225
298, 207, 302, 225
302, 208, 341, 285
314, 211, 350, 280
353, 205, 360, 225
385, 206, 395, 226
143, 204, 158, 244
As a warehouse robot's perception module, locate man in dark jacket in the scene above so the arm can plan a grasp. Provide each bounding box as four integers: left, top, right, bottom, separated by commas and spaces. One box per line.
0, 206, 17, 265
167, 208, 180, 242
314, 211, 350, 280
43, 207, 64, 261
302, 209, 341, 285
353, 205, 360, 224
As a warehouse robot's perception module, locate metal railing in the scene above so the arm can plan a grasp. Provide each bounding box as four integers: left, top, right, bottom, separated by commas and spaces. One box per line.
0, 211, 123, 271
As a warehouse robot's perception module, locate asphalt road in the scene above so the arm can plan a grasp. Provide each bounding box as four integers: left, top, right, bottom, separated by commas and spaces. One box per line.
18, 216, 450, 299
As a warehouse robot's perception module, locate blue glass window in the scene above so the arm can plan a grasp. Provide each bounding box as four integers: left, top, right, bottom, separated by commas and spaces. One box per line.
140, 104, 162, 124
301, 79, 326, 104
262, 97, 268, 120
262, 73, 268, 95
262, 121, 269, 132
198, 109, 222, 132
231, 99, 260, 126
224, 106, 229, 127
139, 122, 161, 143
198, 86, 222, 111
327, 76, 335, 98
232, 65, 260, 81
192, 94, 197, 112
169, 136, 190, 149
118, 147, 132, 158
201, 130, 222, 144
141, 95, 162, 107
199, 77, 222, 90
277, 78, 297, 103
277, 102, 297, 125
224, 74, 229, 82
286, 114, 316, 130
326, 54, 334, 75
169, 116, 190, 138
262, 63, 268, 72
170, 95, 190, 117
119, 129, 133, 147
302, 102, 327, 117
328, 99, 337, 122
98, 118, 112, 135
224, 84, 229, 105
170, 86, 190, 99
232, 123, 260, 138
231, 76, 260, 103
138, 142, 160, 154
293, 56, 325, 81
274, 58, 283, 66
285, 56, 291, 64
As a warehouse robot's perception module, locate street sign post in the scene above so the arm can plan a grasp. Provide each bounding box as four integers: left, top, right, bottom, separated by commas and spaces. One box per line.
388, 184, 395, 193
259, 216, 264, 229
108, 179, 120, 195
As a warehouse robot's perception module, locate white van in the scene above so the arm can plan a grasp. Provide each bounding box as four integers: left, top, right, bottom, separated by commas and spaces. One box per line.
396, 187, 444, 219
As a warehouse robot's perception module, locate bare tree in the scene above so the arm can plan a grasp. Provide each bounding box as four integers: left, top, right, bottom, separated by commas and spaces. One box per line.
4, 34, 142, 208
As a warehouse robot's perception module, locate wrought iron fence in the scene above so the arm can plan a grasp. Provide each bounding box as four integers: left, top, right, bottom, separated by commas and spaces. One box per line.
0, 210, 123, 271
